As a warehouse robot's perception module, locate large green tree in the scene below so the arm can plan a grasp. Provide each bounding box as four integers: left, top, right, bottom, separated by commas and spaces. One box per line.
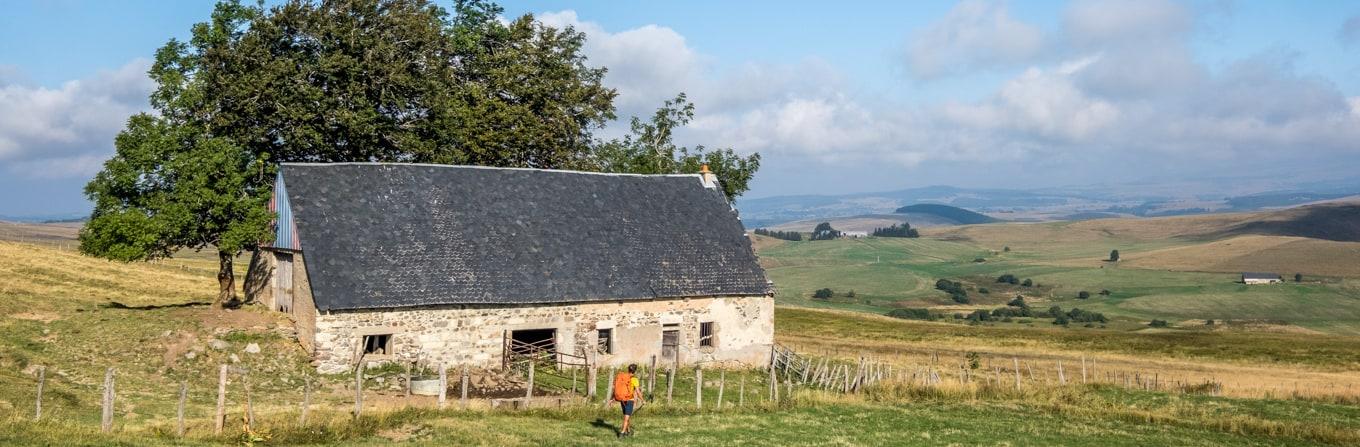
82, 0, 618, 306
83, 0, 760, 307
593, 93, 761, 201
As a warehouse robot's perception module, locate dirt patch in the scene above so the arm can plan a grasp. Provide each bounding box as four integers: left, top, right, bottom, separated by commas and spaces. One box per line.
161, 330, 200, 368
378, 423, 433, 442
13, 311, 61, 323
178, 305, 286, 332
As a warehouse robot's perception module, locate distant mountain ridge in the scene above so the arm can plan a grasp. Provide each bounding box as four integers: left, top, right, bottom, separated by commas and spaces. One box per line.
736, 181, 1360, 229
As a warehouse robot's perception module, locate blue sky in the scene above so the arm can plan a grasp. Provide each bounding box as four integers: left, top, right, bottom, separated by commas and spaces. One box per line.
2, 0, 1359, 216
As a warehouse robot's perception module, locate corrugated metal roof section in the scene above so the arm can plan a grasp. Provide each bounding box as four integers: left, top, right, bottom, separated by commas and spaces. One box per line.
272, 171, 300, 250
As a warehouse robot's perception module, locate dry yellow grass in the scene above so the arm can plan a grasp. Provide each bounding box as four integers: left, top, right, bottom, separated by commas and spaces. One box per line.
1121, 235, 1360, 277
778, 307, 1360, 403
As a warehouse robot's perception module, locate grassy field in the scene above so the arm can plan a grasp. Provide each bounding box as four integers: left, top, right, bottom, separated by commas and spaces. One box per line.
757, 230, 1360, 335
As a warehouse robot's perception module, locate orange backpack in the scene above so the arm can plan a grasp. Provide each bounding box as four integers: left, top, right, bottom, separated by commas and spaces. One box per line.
612, 372, 634, 401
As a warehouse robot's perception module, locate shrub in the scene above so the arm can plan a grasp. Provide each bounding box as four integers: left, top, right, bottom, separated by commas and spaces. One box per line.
872, 223, 919, 238
977, 287, 990, 294
1053, 314, 1069, 325
1149, 319, 1169, 328
1047, 306, 1063, 318
935, 279, 969, 304
813, 288, 833, 299
996, 274, 1019, 284
1294, 273, 1303, 282
966, 352, 981, 369
1066, 307, 1107, 323
846, 290, 856, 298
952, 313, 964, 320
886, 308, 935, 321
966, 310, 991, 322
753, 228, 803, 241
811, 222, 841, 241
1007, 296, 1028, 308
1021, 278, 1033, 287
973, 257, 986, 263
1108, 249, 1120, 262
1099, 289, 1111, 296
1077, 291, 1091, 299
1003, 246, 1011, 252
1205, 319, 1215, 326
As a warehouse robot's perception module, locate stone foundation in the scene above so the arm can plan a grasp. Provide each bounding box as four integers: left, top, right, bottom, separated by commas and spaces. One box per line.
312, 295, 774, 374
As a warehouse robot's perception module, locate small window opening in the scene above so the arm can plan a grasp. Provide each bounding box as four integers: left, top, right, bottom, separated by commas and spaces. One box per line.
597, 328, 613, 354
362, 334, 392, 356
699, 322, 715, 347
661, 324, 680, 359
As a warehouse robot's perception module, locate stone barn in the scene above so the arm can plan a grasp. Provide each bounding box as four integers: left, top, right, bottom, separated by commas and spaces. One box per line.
245, 162, 774, 374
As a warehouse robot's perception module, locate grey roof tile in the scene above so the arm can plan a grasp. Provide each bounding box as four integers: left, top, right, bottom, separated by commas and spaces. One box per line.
281, 163, 770, 311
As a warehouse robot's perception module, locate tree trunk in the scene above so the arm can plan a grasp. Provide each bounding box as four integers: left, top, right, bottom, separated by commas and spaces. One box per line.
215, 252, 236, 308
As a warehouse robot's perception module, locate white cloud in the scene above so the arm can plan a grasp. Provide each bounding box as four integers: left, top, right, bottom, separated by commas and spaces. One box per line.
540, 6, 1360, 177
0, 59, 152, 178
538, 11, 701, 116
903, 0, 1045, 79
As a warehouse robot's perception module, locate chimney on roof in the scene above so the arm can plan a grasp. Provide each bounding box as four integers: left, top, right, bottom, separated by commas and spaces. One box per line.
699, 164, 718, 189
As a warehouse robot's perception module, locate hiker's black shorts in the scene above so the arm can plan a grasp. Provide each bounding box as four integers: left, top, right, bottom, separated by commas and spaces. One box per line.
620, 400, 634, 416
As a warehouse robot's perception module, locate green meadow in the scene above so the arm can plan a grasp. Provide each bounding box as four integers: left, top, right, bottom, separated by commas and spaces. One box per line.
757, 235, 1360, 335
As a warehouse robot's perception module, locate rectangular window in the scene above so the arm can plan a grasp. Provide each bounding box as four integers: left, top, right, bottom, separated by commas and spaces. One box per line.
661, 324, 679, 359
362, 334, 392, 356
597, 328, 613, 354
699, 322, 715, 347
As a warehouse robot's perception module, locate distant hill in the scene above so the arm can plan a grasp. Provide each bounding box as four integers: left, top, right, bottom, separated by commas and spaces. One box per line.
894, 204, 999, 225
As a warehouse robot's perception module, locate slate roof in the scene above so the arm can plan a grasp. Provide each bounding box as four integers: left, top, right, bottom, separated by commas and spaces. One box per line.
280, 163, 770, 311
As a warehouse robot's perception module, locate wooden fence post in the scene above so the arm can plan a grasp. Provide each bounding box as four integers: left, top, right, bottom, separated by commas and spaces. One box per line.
34, 366, 45, 421
177, 382, 187, 437
300, 376, 311, 426
404, 361, 413, 399
1058, 361, 1067, 385
587, 365, 598, 399
666, 364, 675, 404
739, 374, 746, 407
526, 361, 535, 406
353, 366, 364, 420
101, 367, 115, 433
649, 355, 658, 395
1013, 357, 1021, 391
215, 365, 227, 434
572, 367, 578, 394
694, 365, 703, 408
460, 367, 469, 410
716, 369, 726, 410
1081, 355, 1088, 384
437, 364, 447, 410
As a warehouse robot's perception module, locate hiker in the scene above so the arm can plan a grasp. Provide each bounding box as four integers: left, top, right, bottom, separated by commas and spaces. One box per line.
613, 363, 643, 437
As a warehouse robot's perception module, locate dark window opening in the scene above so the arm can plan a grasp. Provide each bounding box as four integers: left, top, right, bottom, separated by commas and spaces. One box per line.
510, 328, 557, 360
661, 324, 679, 359
699, 322, 715, 348
362, 334, 392, 356
597, 328, 613, 354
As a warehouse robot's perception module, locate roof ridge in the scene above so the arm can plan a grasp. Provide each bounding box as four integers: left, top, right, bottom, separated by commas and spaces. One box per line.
281, 162, 704, 179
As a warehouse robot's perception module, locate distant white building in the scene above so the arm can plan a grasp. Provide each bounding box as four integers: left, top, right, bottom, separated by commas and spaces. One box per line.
1241, 272, 1282, 285
843, 231, 868, 238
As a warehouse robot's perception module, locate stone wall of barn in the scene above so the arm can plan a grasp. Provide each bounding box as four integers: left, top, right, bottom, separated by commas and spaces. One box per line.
310, 296, 775, 374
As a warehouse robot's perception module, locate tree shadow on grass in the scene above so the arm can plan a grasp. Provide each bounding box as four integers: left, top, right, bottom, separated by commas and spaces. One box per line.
101, 301, 213, 310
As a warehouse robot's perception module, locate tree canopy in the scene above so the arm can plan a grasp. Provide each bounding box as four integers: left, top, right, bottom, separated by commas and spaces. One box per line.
81, 0, 761, 307
592, 93, 760, 201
